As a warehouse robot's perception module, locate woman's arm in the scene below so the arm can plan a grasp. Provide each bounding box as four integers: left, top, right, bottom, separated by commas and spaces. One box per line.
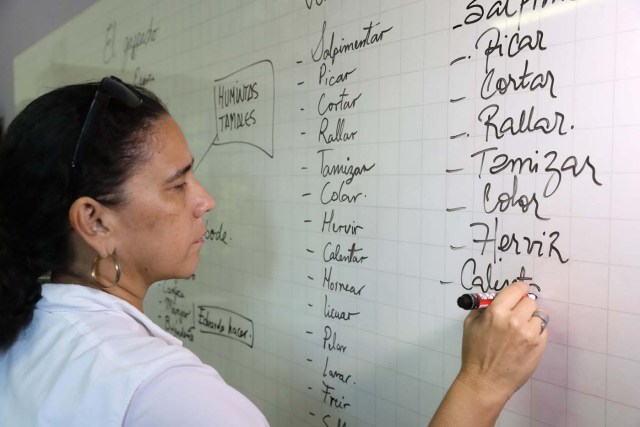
428, 282, 548, 427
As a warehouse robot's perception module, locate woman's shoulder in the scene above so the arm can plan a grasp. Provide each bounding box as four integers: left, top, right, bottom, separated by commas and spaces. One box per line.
0, 283, 237, 426
124, 364, 270, 427
36, 283, 205, 370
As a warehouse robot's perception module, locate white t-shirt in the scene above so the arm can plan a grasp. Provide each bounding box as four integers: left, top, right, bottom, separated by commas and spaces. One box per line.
0, 284, 269, 427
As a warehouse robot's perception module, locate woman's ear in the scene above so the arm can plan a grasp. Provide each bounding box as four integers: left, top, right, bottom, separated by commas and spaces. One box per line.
68, 197, 115, 258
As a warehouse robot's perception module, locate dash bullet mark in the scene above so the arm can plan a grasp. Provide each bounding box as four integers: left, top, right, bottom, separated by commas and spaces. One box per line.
450, 55, 469, 65
450, 132, 468, 140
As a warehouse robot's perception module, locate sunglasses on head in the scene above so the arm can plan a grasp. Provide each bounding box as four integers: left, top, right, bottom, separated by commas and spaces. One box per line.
69, 76, 142, 193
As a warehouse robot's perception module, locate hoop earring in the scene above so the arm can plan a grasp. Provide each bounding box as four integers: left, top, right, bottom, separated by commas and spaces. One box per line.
91, 252, 121, 289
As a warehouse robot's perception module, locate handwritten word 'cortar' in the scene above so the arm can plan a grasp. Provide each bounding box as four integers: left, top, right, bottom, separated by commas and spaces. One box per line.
481, 60, 556, 100
317, 88, 362, 115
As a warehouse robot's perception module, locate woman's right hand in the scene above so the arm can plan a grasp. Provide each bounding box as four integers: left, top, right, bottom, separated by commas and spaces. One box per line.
458, 281, 548, 402
428, 282, 548, 427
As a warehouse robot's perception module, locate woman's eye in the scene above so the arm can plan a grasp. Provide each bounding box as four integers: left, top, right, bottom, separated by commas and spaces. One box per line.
174, 182, 187, 191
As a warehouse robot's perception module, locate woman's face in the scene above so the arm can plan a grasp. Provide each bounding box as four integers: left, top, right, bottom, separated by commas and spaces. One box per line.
110, 115, 215, 287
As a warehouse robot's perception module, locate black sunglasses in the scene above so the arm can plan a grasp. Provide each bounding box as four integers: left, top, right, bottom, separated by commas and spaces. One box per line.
70, 76, 142, 172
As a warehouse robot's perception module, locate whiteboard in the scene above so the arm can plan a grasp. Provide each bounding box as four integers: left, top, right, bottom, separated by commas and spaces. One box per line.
13, 1, 640, 426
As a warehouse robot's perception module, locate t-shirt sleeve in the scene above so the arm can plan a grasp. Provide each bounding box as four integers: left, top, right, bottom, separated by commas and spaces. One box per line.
123, 365, 269, 427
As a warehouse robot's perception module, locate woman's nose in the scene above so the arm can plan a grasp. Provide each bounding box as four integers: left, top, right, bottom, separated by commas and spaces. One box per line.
194, 179, 215, 217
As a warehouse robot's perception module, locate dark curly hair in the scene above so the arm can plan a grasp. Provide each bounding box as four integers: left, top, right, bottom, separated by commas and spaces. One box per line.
0, 79, 168, 351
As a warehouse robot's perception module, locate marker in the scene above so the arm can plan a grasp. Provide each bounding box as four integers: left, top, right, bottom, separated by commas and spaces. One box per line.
457, 292, 538, 310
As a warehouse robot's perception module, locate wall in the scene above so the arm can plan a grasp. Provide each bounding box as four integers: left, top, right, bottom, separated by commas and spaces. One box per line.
0, 0, 98, 125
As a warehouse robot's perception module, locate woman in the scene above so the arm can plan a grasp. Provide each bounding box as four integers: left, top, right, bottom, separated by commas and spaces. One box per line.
0, 77, 547, 426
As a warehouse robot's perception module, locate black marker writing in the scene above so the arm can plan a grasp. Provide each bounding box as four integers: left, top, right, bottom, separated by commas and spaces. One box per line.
483, 175, 547, 220
463, 0, 575, 31
320, 180, 364, 204
323, 266, 366, 296
319, 117, 358, 144
471, 217, 568, 263
461, 261, 534, 292
478, 104, 570, 141
317, 88, 362, 115
323, 326, 347, 352
481, 60, 556, 100
311, 20, 393, 65
319, 64, 357, 86
103, 21, 117, 64
323, 242, 368, 264
322, 209, 364, 236
323, 295, 360, 320
476, 27, 547, 73
323, 356, 352, 383
318, 148, 375, 184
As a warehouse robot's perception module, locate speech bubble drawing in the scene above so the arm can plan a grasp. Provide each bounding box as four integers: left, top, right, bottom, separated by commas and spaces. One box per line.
209, 59, 275, 159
